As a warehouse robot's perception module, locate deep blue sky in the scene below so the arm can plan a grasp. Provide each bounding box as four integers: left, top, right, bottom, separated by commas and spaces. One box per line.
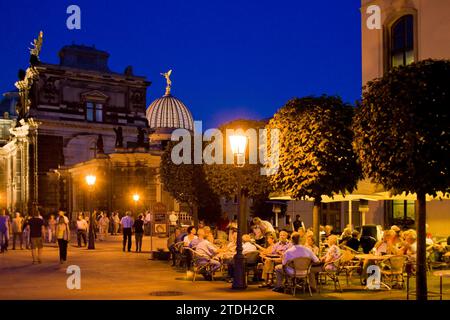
0, 0, 362, 128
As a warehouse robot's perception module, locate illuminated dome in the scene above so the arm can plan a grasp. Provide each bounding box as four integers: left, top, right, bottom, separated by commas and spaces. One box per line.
146, 94, 194, 131
146, 69, 194, 132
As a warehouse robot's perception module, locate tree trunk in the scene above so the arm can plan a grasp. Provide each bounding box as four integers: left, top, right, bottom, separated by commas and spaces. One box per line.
415, 192, 427, 301
192, 203, 199, 227
313, 198, 321, 247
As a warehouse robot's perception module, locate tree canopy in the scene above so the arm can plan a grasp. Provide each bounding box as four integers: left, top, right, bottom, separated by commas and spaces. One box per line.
268, 96, 360, 200
353, 59, 450, 196
160, 141, 221, 224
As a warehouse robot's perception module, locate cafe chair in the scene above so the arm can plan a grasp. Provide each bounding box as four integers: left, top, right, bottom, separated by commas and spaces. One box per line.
318, 256, 343, 293
380, 255, 407, 289
245, 251, 261, 283
283, 257, 313, 296
338, 249, 361, 285
173, 242, 187, 268
185, 248, 216, 282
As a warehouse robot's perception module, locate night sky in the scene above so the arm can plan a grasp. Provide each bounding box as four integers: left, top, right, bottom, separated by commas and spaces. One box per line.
0, 0, 362, 128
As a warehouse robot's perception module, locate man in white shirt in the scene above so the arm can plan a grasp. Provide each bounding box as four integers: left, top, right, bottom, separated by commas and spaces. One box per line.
224, 234, 258, 282
242, 234, 258, 254
76, 215, 88, 247
120, 212, 134, 252
272, 232, 320, 292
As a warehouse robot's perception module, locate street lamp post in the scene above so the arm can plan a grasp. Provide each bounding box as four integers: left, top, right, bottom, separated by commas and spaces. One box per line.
86, 175, 96, 250
229, 134, 248, 290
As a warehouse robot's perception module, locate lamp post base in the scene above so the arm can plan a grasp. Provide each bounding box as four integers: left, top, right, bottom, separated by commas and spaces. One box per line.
231, 254, 247, 290
88, 233, 95, 250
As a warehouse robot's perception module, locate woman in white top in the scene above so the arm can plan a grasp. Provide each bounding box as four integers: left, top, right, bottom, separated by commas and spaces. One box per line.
183, 226, 198, 247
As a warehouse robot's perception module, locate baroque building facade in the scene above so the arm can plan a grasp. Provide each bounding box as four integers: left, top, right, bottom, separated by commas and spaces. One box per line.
0, 44, 194, 220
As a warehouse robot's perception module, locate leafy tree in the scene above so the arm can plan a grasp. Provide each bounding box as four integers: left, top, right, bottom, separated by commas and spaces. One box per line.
353, 59, 450, 300
160, 141, 220, 226
268, 96, 360, 244
203, 119, 273, 233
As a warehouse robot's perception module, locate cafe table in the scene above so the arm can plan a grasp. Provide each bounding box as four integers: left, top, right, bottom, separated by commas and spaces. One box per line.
433, 270, 450, 300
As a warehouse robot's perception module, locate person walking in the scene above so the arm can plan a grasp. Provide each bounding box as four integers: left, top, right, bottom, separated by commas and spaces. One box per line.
56, 211, 70, 264
47, 214, 56, 243
133, 214, 144, 252
113, 212, 120, 235
120, 211, 133, 252
22, 215, 31, 249
24, 211, 45, 264
0, 210, 10, 253
98, 212, 109, 241
76, 214, 88, 247
47, 215, 57, 243
12, 212, 24, 250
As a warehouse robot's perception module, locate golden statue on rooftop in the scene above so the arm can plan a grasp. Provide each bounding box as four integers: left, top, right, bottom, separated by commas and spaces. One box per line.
14, 31, 44, 126
160, 69, 172, 95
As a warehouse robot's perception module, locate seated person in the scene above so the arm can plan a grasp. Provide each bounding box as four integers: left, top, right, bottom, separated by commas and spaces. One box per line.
183, 226, 198, 247
216, 229, 237, 261
346, 230, 360, 252
214, 228, 228, 245
225, 234, 259, 281
321, 225, 334, 242
242, 234, 258, 255
399, 229, 417, 262
256, 234, 276, 287
258, 231, 291, 287
190, 228, 206, 249
339, 228, 353, 246
272, 232, 320, 293
374, 230, 398, 256
251, 224, 266, 247
390, 225, 401, 239
203, 226, 212, 238
297, 228, 307, 245
321, 235, 341, 271
305, 234, 319, 256
195, 232, 221, 280
272, 231, 291, 255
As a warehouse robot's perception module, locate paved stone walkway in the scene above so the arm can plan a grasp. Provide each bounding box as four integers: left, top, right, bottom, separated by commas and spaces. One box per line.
0, 236, 448, 300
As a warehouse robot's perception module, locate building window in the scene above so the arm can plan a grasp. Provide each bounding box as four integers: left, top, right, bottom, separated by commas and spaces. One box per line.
386, 200, 415, 228
86, 102, 103, 122
390, 15, 414, 68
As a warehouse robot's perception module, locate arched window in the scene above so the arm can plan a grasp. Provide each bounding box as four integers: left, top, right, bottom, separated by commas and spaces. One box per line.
390, 15, 415, 68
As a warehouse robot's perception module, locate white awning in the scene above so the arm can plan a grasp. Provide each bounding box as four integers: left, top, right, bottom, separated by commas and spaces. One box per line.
269, 179, 450, 202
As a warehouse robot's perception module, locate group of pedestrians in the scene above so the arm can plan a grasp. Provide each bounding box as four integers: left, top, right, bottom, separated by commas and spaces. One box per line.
1, 208, 149, 265
0, 209, 71, 264
120, 212, 145, 252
